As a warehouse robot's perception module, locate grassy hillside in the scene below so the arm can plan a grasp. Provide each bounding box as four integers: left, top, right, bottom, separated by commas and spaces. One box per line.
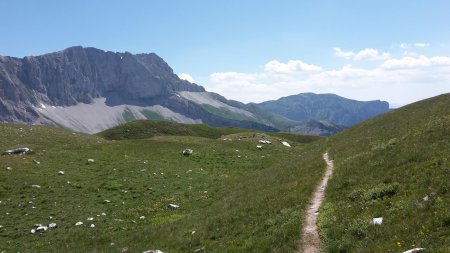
97, 119, 321, 144
98, 120, 251, 140
1, 93, 447, 252
0, 122, 325, 252
319, 94, 450, 252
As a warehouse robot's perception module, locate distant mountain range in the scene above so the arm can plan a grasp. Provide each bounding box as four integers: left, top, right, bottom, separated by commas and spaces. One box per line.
0, 46, 389, 135
256, 93, 390, 127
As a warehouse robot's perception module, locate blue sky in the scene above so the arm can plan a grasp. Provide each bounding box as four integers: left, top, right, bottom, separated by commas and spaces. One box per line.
1, 0, 449, 106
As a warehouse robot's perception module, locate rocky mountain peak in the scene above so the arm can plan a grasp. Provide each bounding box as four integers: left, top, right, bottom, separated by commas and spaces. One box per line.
0, 46, 204, 122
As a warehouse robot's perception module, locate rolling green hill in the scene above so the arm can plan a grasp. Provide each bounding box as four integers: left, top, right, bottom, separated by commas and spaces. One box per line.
319, 93, 450, 252
98, 119, 322, 143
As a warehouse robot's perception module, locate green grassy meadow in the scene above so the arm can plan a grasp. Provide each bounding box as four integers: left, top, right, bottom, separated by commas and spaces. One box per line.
0, 93, 448, 252
0, 123, 324, 252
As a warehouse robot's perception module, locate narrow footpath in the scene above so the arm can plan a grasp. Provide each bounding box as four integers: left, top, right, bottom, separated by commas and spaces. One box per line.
299, 152, 334, 253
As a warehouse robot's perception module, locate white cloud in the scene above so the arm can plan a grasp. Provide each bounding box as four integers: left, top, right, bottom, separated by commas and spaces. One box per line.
354, 48, 391, 60
264, 59, 322, 73
399, 42, 430, 50
334, 47, 390, 61
400, 43, 410, 49
206, 54, 450, 106
414, 42, 430, 48
381, 55, 450, 69
178, 73, 195, 83
333, 47, 354, 59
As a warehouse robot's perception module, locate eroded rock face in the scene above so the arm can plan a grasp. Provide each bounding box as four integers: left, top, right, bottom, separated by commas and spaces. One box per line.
0, 46, 204, 123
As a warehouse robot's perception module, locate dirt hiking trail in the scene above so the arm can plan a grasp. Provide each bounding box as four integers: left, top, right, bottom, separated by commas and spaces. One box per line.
299, 152, 334, 253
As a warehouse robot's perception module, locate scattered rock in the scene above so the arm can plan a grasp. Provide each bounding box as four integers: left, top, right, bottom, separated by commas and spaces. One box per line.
101, 212, 106, 216
87, 159, 95, 163
31, 185, 41, 188
371, 217, 383, 225
423, 195, 429, 201
256, 145, 263, 150
6, 167, 12, 171
195, 247, 205, 252
191, 230, 196, 235
259, 140, 271, 144
281, 141, 291, 147
2, 147, 31, 155
36, 225, 48, 232
142, 250, 164, 253
167, 204, 180, 210
87, 217, 94, 221
0, 225, 3, 229
182, 149, 193, 156
33, 159, 40, 164
58, 171, 65, 175
48, 223, 57, 229
403, 248, 426, 253
139, 216, 146, 220
75, 221, 83, 226
104, 200, 111, 203
90, 224, 95, 228
30, 224, 48, 234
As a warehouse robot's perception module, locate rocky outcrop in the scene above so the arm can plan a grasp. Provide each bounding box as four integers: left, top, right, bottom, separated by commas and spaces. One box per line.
0, 46, 204, 123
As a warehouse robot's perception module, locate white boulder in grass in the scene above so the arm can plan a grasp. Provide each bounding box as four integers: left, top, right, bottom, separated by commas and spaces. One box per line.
2, 147, 31, 155
402, 248, 426, 253
87, 217, 94, 221
142, 250, 164, 253
256, 145, 263, 150
281, 141, 291, 147
87, 159, 95, 163
139, 216, 146, 220
31, 185, 41, 188
36, 225, 48, 232
371, 217, 383, 225
90, 224, 95, 228
167, 204, 180, 210
75, 221, 83, 226
48, 223, 57, 229
182, 149, 193, 156
58, 171, 65, 175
